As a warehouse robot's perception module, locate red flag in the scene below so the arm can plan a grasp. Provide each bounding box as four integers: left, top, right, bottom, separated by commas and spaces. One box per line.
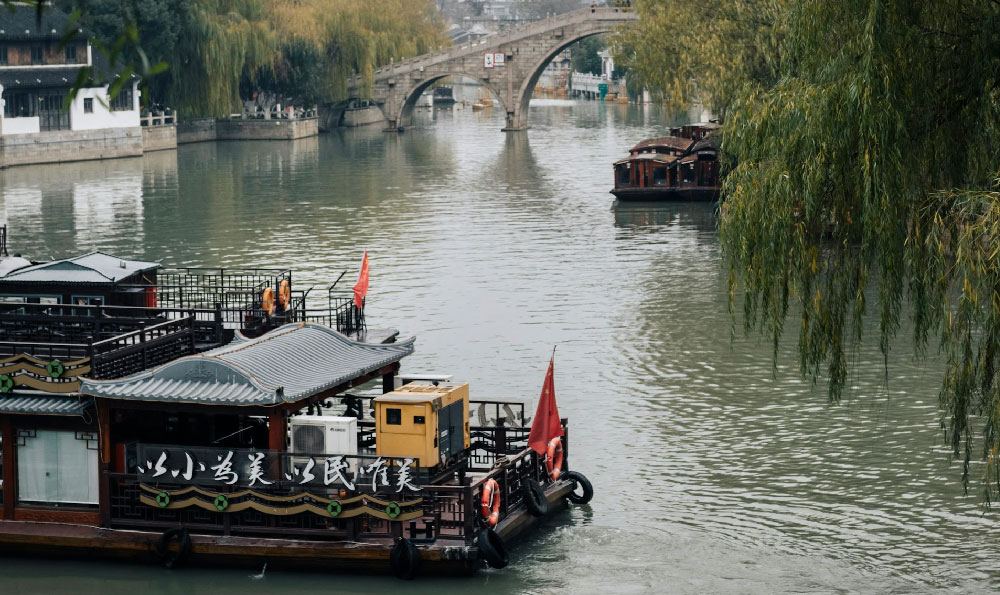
352, 251, 369, 310
528, 356, 563, 455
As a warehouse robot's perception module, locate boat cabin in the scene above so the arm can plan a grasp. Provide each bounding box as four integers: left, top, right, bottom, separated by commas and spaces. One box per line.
611, 122, 722, 202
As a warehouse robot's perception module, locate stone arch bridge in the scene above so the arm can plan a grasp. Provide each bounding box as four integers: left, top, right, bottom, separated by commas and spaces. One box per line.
347, 7, 637, 132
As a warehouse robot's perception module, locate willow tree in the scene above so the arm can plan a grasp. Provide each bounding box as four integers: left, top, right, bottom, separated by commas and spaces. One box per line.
256, 0, 445, 103
169, 0, 273, 116
618, 0, 1000, 501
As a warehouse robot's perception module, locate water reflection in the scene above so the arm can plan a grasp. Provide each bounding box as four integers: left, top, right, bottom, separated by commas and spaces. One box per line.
0, 100, 997, 593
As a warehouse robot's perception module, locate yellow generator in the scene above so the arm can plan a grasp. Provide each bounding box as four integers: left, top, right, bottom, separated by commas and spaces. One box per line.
374, 382, 470, 468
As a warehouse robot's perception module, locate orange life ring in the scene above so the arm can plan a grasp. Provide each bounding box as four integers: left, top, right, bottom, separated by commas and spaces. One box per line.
278, 279, 291, 309
546, 437, 563, 481
480, 478, 500, 527
261, 287, 275, 316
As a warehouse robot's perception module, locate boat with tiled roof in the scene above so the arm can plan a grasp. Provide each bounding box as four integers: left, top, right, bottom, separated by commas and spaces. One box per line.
0, 226, 592, 578
611, 122, 722, 202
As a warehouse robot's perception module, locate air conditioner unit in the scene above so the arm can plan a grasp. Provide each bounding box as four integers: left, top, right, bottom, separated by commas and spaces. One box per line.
290, 415, 358, 456
288, 416, 358, 481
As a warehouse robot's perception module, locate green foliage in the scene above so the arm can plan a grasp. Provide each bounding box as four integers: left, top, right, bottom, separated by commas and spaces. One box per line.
51, 0, 447, 115
571, 35, 605, 76
620, 0, 1000, 502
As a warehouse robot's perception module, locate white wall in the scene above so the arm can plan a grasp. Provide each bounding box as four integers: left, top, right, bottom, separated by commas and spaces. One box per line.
69, 82, 140, 131
1, 115, 41, 135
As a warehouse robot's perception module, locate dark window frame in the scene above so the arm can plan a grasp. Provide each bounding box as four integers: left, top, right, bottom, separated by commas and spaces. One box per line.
65, 44, 77, 63
83, 97, 93, 113
110, 86, 134, 112
30, 45, 43, 65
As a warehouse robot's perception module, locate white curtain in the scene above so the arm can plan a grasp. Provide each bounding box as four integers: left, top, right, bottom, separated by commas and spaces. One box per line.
17, 430, 99, 505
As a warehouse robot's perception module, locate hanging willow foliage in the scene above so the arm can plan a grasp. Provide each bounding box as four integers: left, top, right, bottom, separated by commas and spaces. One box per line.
169, 0, 274, 116
618, 0, 1000, 502
264, 0, 446, 103
163, 0, 445, 115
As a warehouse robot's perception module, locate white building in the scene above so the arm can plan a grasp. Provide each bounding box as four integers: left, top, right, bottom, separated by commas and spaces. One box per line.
0, 5, 139, 137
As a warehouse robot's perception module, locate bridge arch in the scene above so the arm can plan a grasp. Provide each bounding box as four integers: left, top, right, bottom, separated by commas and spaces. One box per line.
395, 74, 507, 130
509, 30, 613, 131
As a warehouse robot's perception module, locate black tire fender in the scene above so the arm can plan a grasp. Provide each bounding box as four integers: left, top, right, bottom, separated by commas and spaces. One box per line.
154, 527, 192, 569
390, 537, 421, 580
477, 527, 509, 569
565, 470, 594, 505
523, 478, 548, 517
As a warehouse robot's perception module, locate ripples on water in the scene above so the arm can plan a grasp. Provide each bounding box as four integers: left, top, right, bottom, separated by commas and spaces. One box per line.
1, 99, 998, 593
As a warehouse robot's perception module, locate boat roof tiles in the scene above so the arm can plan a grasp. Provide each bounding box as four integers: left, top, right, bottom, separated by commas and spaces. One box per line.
630, 136, 694, 153
0, 393, 92, 416
614, 153, 677, 166
80, 323, 415, 407
0, 251, 160, 283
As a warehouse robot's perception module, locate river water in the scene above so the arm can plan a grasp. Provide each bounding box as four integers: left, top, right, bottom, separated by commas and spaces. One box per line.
1, 100, 997, 594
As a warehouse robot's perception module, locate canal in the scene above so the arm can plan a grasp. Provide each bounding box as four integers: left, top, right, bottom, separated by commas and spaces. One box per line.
1, 100, 997, 593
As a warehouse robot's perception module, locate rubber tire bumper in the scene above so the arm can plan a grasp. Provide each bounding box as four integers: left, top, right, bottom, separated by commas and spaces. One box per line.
565, 470, 594, 504
478, 527, 509, 569
390, 537, 421, 579
155, 527, 192, 569
524, 478, 548, 517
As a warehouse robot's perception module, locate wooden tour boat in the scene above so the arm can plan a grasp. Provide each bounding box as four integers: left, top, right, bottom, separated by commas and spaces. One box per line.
0, 227, 592, 578
611, 122, 722, 202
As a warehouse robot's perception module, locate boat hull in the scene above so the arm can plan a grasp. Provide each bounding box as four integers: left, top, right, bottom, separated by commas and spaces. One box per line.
610, 187, 720, 202
0, 480, 574, 576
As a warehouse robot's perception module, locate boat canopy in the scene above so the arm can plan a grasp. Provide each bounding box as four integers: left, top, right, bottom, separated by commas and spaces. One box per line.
80, 323, 415, 406
0, 251, 160, 284
629, 136, 693, 153
614, 153, 677, 166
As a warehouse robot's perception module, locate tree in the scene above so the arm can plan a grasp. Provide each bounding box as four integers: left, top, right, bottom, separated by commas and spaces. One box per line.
514, 0, 584, 19
617, 0, 1000, 502
571, 35, 605, 75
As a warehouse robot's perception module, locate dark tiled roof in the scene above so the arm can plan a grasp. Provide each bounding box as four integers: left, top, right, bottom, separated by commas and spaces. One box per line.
0, 251, 160, 283
630, 136, 694, 153
0, 393, 92, 416
0, 4, 77, 42
81, 323, 416, 406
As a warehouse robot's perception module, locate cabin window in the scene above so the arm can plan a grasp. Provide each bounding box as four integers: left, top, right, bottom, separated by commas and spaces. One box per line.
65, 44, 77, 63
413, 416, 425, 425
616, 165, 631, 185
110, 86, 133, 112
17, 430, 100, 506
386, 408, 402, 425
72, 296, 103, 307
652, 167, 667, 186
83, 98, 93, 114
30, 45, 43, 65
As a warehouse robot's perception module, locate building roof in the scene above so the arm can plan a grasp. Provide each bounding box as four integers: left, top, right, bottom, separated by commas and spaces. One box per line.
0, 251, 160, 283
80, 323, 416, 407
0, 393, 92, 416
630, 136, 694, 153
0, 4, 77, 42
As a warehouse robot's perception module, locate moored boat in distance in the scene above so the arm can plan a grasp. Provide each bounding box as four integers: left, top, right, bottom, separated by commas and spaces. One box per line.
432, 86, 456, 105
611, 122, 721, 202
0, 227, 593, 578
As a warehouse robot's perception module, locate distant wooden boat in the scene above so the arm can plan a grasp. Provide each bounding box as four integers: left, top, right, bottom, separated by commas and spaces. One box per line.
472, 89, 494, 111
611, 123, 721, 202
